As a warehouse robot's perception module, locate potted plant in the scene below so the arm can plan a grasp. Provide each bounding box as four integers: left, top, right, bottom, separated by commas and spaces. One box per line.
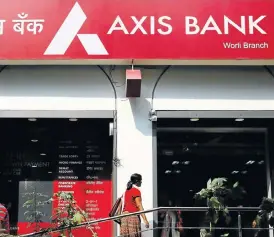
43, 191, 98, 237
194, 177, 246, 237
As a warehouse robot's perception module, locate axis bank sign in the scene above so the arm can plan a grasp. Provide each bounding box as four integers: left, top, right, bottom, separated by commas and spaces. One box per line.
107, 15, 266, 35
44, 2, 267, 56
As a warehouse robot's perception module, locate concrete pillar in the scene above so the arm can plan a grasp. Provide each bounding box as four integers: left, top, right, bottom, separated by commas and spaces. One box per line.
116, 97, 154, 237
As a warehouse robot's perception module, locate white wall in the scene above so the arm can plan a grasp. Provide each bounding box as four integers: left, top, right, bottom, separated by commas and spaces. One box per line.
116, 98, 154, 237
153, 66, 274, 111
1, 65, 274, 237
3, 66, 274, 112
0, 66, 115, 111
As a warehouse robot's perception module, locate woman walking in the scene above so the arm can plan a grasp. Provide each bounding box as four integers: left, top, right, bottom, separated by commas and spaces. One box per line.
120, 173, 149, 237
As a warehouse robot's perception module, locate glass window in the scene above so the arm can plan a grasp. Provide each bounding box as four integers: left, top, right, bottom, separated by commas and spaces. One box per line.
157, 121, 268, 237
0, 118, 113, 236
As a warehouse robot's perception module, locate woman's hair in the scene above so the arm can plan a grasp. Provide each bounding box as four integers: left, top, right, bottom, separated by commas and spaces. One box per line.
126, 173, 142, 190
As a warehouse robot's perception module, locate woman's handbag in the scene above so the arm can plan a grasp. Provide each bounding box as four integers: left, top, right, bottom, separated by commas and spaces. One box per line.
109, 196, 123, 225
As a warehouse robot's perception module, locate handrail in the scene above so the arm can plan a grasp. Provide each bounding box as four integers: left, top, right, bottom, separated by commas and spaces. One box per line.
20, 206, 260, 237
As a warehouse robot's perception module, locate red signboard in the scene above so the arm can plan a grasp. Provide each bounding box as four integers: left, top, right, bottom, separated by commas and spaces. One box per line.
0, 0, 273, 60
17, 181, 112, 237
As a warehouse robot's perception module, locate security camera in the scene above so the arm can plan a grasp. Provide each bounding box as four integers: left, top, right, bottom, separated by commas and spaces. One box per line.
149, 110, 157, 122
149, 114, 157, 122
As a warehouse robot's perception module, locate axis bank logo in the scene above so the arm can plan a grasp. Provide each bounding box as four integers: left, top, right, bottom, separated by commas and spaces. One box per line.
44, 2, 108, 55
44, 2, 267, 55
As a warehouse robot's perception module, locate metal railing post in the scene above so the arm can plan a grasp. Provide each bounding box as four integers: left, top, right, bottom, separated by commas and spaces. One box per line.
237, 211, 242, 237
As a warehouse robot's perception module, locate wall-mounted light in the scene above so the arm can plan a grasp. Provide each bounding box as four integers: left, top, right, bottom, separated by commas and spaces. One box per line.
190, 118, 199, 122
235, 118, 244, 122
40, 153, 46, 156
31, 139, 38, 142
172, 161, 179, 165
246, 160, 255, 165
69, 118, 78, 122
126, 69, 142, 98
28, 118, 37, 122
